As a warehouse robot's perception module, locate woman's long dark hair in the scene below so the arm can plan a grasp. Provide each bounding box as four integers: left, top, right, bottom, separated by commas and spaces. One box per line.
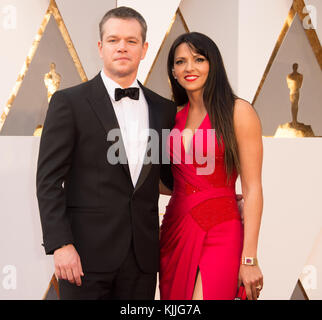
167, 32, 240, 180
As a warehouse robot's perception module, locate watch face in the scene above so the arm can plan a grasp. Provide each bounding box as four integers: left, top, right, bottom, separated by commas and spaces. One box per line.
242, 257, 257, 265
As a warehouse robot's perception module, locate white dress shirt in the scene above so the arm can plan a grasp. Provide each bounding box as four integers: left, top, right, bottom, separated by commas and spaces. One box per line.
100, 70, 149, 187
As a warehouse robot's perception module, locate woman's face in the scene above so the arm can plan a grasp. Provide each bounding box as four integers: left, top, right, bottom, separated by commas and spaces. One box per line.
172, 42, 210, 94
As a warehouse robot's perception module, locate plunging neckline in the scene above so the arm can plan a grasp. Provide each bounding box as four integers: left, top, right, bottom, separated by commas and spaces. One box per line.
181, 102, 208, 154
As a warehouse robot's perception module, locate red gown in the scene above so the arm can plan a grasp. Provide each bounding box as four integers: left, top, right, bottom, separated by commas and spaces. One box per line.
159, 102, 244, 300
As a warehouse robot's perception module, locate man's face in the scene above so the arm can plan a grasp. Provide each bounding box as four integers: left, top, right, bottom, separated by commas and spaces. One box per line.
98, 18, 148, 82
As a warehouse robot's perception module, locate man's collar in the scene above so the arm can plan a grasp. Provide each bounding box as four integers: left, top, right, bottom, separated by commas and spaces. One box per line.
100, 70, 139, 102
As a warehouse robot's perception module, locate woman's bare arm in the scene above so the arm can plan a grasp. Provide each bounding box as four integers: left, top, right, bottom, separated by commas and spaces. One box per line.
234, 98, 264, 300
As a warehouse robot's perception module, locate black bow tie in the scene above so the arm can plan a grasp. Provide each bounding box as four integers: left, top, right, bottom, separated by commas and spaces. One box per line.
115, 87, 140, 101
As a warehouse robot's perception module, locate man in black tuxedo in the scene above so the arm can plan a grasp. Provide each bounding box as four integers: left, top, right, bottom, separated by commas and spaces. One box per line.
36, 7, 176, 300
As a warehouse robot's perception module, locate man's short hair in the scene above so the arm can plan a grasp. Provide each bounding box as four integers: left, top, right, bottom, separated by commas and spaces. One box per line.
99, 6, 147, 43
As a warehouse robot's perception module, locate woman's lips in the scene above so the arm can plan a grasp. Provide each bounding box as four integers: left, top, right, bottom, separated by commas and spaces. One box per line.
184, 75, 199, 82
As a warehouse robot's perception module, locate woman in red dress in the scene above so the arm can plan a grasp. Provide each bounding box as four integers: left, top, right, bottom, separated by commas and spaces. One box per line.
159, 32, 264, 300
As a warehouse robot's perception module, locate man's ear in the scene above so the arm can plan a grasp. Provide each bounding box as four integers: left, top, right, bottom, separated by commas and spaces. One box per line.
98, 41, 103, 58
141, 42, 149, 60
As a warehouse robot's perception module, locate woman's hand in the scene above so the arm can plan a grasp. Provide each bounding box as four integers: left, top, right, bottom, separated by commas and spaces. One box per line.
236, 194, 244, 224
238, 264, 263, 300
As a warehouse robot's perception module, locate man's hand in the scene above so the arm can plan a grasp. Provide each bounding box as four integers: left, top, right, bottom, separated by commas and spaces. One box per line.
236, 194, 244, 224
54, 244, 84, 286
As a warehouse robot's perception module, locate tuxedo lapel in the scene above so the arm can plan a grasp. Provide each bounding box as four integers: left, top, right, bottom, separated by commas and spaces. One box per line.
134, 83, 161, 193
87, 74, 131, 181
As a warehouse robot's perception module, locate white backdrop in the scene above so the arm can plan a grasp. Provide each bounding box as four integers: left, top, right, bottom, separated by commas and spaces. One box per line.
2, 0, 321, 115
0, 0, 321, 299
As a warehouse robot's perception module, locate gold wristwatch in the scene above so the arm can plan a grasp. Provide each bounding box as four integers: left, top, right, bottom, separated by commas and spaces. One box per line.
241, 257, 258, 266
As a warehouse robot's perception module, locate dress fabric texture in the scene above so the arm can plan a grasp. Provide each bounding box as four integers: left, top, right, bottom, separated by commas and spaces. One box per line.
159, 103, 244, 300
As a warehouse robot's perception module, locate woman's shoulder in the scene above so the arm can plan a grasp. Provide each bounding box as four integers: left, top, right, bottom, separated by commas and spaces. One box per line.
233, 98, 262, 133
233, 98, 259, 120
234, 98, 253, 111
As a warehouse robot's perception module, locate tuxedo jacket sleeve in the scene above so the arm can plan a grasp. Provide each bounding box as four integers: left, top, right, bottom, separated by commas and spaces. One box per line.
36, 90, 75, 254
160, 164, 173, 191
160, 100, 176, 191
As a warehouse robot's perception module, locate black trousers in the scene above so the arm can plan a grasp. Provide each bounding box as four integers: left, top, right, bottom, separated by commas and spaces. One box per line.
58, 242, 157, 300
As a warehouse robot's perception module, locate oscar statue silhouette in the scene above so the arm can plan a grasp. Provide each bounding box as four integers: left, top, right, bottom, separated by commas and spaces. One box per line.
275, 63, 314, 137
34, 63, 61, 136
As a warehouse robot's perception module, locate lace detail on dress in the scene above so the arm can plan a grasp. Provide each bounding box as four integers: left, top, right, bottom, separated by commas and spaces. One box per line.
190, 197, 241, 232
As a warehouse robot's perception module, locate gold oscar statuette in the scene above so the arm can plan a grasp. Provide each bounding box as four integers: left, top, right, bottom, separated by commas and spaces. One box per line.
34, 62, 61, 136
274, 63, 315, 137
